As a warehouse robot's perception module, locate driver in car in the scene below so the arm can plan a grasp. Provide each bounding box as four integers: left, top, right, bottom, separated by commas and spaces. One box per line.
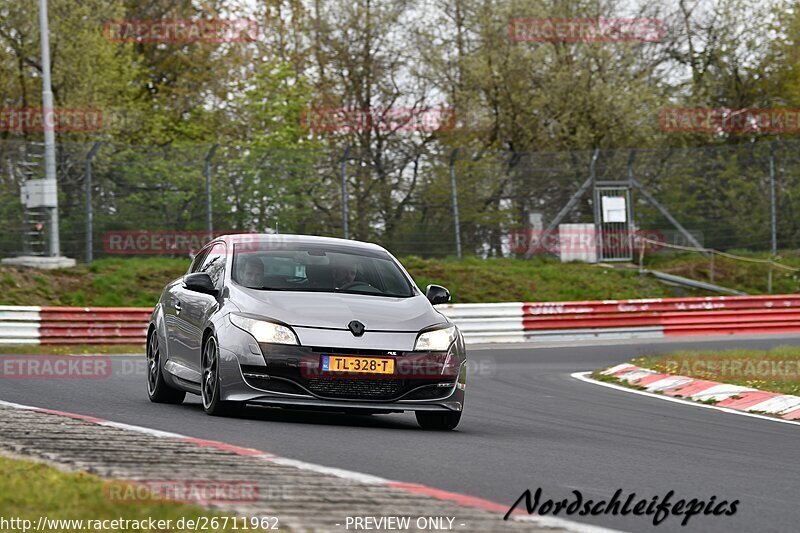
332, 259, 358, 288
239, 256, 265, 288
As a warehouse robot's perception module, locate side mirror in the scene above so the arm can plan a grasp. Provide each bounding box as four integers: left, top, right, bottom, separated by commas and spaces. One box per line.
426, 284, 451, 305
184, 273, 218, 296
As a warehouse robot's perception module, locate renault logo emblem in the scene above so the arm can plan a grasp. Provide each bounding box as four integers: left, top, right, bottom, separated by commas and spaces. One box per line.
348, 320, 365, 337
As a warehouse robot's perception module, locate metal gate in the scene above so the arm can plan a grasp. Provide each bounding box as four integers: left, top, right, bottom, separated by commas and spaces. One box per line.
593, 186, 633, 261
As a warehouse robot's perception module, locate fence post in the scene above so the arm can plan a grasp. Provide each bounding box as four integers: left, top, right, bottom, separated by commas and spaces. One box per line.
204, 144, 218, 238
769, 141, 777, 255
84, 142, 102, 263
340, 145, 351, 239
768, 263, 773, 294
709, 253, 714, 284
449, 148, 462, 260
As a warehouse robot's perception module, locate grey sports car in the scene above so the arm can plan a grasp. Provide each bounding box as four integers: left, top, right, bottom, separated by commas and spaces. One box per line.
147, 234, 466, 430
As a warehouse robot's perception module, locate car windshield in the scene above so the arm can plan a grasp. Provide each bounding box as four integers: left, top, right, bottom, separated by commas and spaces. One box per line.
231, 242, 415, 298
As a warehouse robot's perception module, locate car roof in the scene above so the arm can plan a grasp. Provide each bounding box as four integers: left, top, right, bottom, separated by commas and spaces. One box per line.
218, 233, 387, 252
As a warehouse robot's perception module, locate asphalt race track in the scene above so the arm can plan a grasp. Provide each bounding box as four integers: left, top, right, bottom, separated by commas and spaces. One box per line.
2, 335, 799, 532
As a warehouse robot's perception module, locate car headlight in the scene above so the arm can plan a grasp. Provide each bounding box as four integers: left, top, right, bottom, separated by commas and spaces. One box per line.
229, 314, 299, 345
414, 325, 457, 351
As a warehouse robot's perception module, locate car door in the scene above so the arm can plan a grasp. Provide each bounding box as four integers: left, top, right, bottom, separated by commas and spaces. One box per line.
165, 247, 209, 368
178, 241, 227, 376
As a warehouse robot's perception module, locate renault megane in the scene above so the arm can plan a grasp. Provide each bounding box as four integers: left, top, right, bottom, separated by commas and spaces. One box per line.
146, 234, 466, 430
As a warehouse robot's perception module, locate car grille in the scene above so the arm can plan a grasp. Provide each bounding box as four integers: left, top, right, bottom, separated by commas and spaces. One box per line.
305, 378, 403, 400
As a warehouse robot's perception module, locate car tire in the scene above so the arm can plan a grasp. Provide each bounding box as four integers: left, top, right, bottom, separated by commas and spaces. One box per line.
201, 335, 243, 417
146, 329, 185, 404
415, 410, 461, 430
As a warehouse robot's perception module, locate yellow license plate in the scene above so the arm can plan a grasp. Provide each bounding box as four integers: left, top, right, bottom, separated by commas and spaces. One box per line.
322, 355, 395, 374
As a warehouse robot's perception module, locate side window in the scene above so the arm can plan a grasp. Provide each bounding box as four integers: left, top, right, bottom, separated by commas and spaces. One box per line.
189, 248, 210, 273
200, 243, 226, 288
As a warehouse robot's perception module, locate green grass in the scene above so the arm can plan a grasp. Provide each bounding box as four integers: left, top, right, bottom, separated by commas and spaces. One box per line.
1, 251, 798, 308
0, 257, 187, 307
643, 250, 800, 295
626, 346, 800, 395
0, 455, 259, 532
403, 255, 676, 303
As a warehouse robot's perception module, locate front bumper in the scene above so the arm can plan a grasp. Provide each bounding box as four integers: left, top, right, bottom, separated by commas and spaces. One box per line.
216, 336, 466, 413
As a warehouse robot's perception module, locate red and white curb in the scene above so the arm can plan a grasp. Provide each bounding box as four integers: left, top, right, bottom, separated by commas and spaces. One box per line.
572, 364, 800, 426
0, 399, 617, 533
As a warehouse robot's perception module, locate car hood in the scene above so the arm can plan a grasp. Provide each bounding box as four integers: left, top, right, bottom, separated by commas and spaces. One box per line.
233, 289, 445, 332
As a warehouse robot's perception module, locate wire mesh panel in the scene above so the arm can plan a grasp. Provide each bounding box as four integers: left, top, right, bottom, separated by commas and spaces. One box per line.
594, 186, 633, 261
0, 139, 799, 262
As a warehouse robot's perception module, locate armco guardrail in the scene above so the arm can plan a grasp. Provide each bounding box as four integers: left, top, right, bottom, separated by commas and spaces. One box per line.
438, 294, 800, 344
2, 294, 800, 345
0, 306, 150, 345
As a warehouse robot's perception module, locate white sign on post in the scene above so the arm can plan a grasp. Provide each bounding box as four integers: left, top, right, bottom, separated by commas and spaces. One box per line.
601, 196, 627, 223
21, 179, 58, 208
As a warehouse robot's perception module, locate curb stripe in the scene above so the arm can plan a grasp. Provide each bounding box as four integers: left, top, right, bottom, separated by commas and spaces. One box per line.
587, 365, 800, 423
571, 372, 800, 427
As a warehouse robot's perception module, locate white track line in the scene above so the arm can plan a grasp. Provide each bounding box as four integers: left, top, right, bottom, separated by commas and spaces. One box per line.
571, 372, 800, 427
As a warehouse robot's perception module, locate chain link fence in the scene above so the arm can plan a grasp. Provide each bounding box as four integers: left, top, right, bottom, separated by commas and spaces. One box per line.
1, 139, 799, 261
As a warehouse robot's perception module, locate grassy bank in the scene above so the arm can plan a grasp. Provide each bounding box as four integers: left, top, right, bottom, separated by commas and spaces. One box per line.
0, 251, 797, 308
0, 455, 258, 532
0, 255, 679, 308
644, 250, 800, 295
